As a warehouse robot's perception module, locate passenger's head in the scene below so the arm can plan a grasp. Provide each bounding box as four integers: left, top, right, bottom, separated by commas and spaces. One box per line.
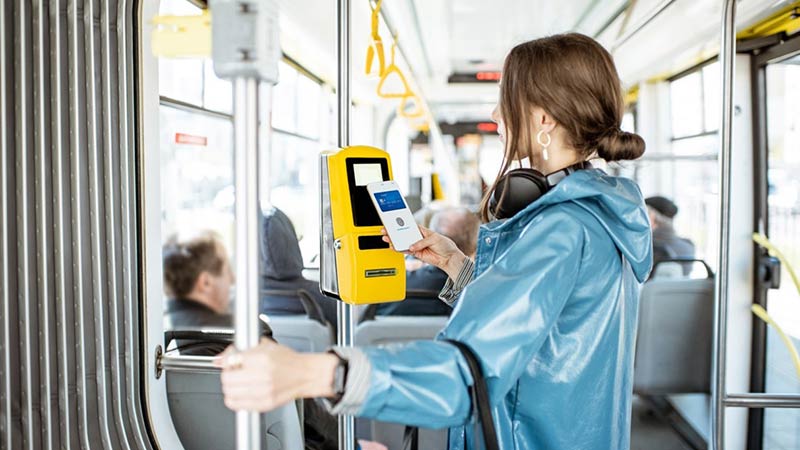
483, 33, 645, 221
429, 207, 480, 258
163, 231, 234, 314
260, 207, 304, 281
645, 196, 678, 230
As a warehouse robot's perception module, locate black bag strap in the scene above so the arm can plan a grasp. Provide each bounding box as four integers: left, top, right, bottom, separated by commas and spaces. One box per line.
402, 425, 418, 450
402, 339, 499, 450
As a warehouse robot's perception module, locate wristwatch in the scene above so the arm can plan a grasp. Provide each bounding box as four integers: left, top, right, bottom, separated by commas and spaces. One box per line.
329, 349, 349, 403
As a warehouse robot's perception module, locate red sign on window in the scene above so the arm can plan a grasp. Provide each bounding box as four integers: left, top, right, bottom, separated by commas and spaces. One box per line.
175, 133, 208, 146
475, 71, 501, 81
476, 122, 498, 132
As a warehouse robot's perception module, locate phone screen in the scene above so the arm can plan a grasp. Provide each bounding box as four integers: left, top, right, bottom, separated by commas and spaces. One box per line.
373, 190, 406, 212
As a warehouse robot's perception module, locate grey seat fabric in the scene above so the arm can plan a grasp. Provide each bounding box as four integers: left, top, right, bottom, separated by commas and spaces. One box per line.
355, 316, 450, 450
268, 315, 334, 352
634, 276, 715, 394
166, 365, 303, 450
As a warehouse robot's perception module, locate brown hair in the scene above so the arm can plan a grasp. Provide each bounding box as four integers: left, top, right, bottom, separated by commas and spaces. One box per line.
163, 232, 226, 299
479, 33, 645, 222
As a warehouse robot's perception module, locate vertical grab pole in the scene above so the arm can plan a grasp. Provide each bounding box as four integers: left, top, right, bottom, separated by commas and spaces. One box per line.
711, 0, 737, 449
209, 0, 281, 450
233, 77, 262, 450
210, 1, 280, 448
337, 0, 355, 449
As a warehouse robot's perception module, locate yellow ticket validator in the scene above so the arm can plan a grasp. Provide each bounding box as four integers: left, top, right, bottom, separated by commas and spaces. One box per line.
320, 146, 406, 304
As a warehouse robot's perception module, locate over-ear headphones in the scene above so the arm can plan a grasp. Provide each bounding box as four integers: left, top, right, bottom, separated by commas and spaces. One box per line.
489, 161, 592, 220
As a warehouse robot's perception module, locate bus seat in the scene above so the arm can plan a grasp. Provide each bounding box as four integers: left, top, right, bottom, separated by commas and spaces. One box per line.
634, 267, 715, 394
261, 288, 334, 352
266, 315, 333, 352
354, 315, 450, 450
166, 361, 303, 450
651, 262, 684, 279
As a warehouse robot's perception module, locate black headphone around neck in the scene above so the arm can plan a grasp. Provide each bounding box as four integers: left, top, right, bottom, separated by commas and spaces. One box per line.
488, 161, 592, 220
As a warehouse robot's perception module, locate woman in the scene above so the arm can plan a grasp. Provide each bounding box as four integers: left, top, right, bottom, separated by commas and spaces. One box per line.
219, 33, 653, 450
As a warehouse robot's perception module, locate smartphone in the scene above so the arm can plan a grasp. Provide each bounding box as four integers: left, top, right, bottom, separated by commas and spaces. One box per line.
366, 180, 423, 252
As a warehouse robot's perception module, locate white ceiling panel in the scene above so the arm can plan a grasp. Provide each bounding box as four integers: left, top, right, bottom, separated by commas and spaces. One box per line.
275, 0, 797, 122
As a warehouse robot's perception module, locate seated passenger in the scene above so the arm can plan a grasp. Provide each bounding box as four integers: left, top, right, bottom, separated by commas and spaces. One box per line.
162, 232, 385, 450
260, 207, 338, 328
645, 196, 696, 274
163, 231, 236, 330
375, 207, 480, 316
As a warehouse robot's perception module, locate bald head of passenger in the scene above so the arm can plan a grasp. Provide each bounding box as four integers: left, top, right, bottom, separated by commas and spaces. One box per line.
429, 207, 480, 258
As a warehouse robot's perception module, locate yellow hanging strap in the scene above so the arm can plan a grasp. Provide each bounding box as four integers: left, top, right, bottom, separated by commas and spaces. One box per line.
364, 6, 431, 126
752, 233, 800, 380
431, 173, 445, 201
151, 9, 212, 58
398, 94, 425, 119
365, 0, 386, 77
376, 37, 413, 99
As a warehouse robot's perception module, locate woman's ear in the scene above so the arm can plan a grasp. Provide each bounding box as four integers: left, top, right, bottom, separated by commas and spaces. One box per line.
532, 107, 557, 133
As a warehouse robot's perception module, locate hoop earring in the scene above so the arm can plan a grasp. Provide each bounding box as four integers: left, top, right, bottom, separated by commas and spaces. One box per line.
536, 130, 551, 161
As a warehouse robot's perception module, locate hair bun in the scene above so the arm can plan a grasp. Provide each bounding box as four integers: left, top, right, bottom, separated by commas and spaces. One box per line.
597, 129, 645, 162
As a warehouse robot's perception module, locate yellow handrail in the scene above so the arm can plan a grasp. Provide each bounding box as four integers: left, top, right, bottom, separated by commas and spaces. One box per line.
751, 233, 800, 380
751, 304, 800, 379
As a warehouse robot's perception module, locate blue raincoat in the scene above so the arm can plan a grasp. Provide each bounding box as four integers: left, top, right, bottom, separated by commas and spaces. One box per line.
355, 169, 653, 450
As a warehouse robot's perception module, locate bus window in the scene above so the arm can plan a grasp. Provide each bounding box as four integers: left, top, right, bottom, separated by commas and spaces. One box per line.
636, 62, 721, 270
159, 106, 234, 250
268, 60, 330, 265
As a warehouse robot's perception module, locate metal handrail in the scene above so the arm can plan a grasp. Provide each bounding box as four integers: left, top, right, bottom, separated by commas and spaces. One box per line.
725, 393, 800, 409
711, 1, 736, 448
612, 0, 677, 50
159, 354, 220, 374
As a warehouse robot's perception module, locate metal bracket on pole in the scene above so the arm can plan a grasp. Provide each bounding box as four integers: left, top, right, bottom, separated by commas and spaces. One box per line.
208, 1, 280, 449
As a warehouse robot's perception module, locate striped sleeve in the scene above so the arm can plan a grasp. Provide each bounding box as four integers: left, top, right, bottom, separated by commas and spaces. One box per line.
438, 258, 475, 306
325, 346, 372, 415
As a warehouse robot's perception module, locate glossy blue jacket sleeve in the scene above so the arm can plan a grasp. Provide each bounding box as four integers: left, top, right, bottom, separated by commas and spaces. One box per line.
356, 211, 586, 427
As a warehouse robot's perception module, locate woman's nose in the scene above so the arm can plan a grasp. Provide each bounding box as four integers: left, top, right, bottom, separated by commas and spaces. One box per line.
491, 105, 500, 123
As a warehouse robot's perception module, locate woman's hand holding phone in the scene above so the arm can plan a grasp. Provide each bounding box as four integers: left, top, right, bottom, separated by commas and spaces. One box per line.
381, 225, 467, 280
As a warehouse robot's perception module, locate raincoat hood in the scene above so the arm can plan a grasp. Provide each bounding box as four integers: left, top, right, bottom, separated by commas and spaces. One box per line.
259, 207, 304, 281
497, 168, 652, 282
